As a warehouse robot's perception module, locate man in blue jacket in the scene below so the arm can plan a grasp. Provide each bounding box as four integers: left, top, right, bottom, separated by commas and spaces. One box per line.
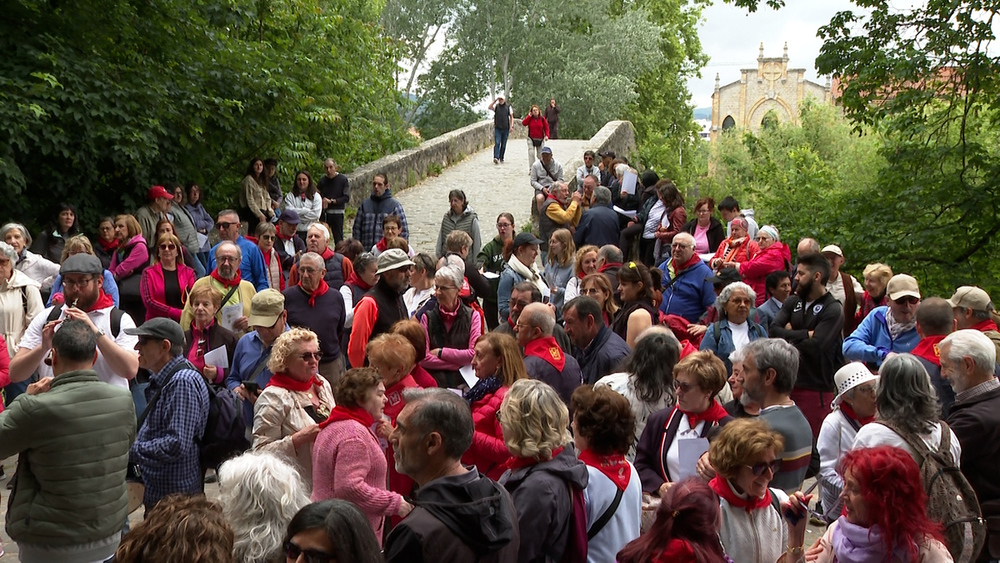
658, 232, 715, 323
844, 273, 921, 368
207, 209, 270, 291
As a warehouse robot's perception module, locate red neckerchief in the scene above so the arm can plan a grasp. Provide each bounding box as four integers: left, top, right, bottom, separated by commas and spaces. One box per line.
598, 262, 622, 274
524, 336, 566, 371
674, 400, 728, 429
302, 279, 330, 307
320, 247, 335, 262
504, 446, 564, 471
577, 270, 589, 280
579, 449, 631, 491
266, 372, 323, 393
384, 375, 419, 422
318, 404, 375, 430
910, 335, 945, 366
840, 401, 875, 426
77, 291, 114, 313
709, 475, 772, 512
671, 254, 700, 273
507, 316, 516, 329
97, 237, 119, 253
376, 237, 389, 252
345, 271, 373, 292
210, 268, 241, 288
653, 539, 696, 563
972, 318, 1000, 333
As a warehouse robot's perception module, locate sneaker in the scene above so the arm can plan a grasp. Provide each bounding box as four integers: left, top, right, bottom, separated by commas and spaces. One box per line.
493, 158, 499, 164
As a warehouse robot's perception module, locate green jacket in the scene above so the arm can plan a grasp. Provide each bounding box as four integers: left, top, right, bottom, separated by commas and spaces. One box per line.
0, 369, 136, 546
477, 236, 507, 304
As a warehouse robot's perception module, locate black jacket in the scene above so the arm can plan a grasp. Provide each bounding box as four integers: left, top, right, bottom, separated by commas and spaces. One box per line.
769, 292, 845, 391
681, 217, 726, 254
576, 325, 630, 385
947, 386, 1000, 518
573, 204, 621, 249
385, 468, 519, 563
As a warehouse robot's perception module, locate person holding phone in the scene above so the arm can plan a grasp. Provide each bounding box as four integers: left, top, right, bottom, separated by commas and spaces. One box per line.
225, 289, 289, 428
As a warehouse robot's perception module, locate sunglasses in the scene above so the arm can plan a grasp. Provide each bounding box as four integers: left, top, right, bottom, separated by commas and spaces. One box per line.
893, 296, 919, 305
158, 244, 176, 250
283, 540, 332, 563
672, 381, 698, 393
298, 351, 323, 362
215, 221, 236, 230
260, 235, 275, 241
745, 459, 782, 477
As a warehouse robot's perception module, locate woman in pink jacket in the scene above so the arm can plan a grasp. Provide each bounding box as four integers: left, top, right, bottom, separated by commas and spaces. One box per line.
140, 233, 196, 321
109, 214, 148, 281
312, 367, 413, 545
732, 225, 790, 306
461, 332, 526, 479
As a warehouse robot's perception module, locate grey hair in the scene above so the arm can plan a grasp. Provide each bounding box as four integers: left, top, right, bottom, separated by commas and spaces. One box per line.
0, 241, 17, 262
353, 251, 378, 273
299, 251, 325, 270
876, 353, 940, 434
0, 223, 32, 248
598, 244, 623, 264
400, 388, 474, 459
593, 186, 612, 206
217, 209, 240, 221
729, 346, 747, 365
215, 240, 243, 263
673, 232, 696, 247
716, 282, 757, 314
614, 163, 629, 178
435, 263, 464, 289
942, 329, 997, 375
743, 338, 799, 394
522, 303, 556, 336
169, 342, 184, 358
218, 451, 310, 563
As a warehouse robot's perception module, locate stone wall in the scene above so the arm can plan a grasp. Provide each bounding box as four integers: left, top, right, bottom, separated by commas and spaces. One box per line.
346, 120, 528, 207
563, 120, 636, 191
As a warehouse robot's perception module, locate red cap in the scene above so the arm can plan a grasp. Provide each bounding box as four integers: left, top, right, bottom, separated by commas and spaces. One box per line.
147, 185, 174, 201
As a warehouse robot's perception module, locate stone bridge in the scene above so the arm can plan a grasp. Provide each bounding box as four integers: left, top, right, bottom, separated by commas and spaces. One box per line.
348, 120, 637, 253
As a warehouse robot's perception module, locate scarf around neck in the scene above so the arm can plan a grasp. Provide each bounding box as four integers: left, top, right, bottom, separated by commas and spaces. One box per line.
675, 400, 729, 429
210, 268, 242, 288
839, 401, 875, 426
346, 271, 373, 292
579, 448, 631, 491
831, 516, 912, 563
318, 404, 376, 430
266, 372, 322, 393
886, 309, 916, 340
301, 279, 329, 307
910, 335, 945, 366
505, 446, 564, 472
507, 254, 539, 281
669, 254, 701, 279
97, 237, 119, 253
75, 291, 114, 313
464, 374, 502, 405
524, 336, 566, 371
971, 318, 999, 333
709, 475, 772, 512
376, 237, 389, 252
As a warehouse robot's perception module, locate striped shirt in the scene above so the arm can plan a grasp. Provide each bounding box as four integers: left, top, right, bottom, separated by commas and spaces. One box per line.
760, 403, 812, 493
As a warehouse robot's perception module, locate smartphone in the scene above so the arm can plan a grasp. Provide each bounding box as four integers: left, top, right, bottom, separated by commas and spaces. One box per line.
243, 382, 260, 394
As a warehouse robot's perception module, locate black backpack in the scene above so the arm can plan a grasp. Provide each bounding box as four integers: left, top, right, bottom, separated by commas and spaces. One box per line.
877, 420, 986, 561
199, 383, 250, 471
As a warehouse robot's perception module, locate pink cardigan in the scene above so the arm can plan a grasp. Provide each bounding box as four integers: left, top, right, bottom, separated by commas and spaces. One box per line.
311, 419, 402, 545
462, 385, 512, 480
110, 234, 149, 279
140, 263, 197, 321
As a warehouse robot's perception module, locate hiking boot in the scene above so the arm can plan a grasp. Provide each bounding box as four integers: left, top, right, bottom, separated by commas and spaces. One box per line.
493, 158, 499, 164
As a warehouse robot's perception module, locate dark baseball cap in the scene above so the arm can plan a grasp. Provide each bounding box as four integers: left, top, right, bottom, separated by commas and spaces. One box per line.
125, 317, 186, 347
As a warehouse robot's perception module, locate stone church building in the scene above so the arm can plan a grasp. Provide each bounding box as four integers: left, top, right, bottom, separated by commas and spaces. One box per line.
710, 43, 835, 142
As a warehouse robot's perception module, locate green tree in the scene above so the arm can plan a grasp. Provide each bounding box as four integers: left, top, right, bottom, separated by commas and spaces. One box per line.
0, 0, 414, 231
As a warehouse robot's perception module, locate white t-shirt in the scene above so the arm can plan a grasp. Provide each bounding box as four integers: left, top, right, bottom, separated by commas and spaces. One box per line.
729, 320, 750, 352
852, 420, 962, 465
19, 305, 138, 389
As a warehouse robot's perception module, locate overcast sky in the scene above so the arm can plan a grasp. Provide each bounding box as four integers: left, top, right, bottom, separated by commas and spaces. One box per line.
688, 0, 862, 109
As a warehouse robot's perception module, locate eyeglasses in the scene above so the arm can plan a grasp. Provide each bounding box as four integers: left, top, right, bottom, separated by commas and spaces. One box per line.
671, 243, 692, 249
299, 267, 320, 274
215, 222, 236, 230
217, 256, 239, 263
158, 244, 176, 250
260, 235, 274, 241
745, 459, 782, 477
298, 351, 323, 362
894, 296, 919, 305
755, 237, 769, 243
62, 277, 96, 288
672, 380, 697, 393
436, 285, 458, 292
497, 222, 513, 228
854, 384, 877, 395
283, 540, 332, 563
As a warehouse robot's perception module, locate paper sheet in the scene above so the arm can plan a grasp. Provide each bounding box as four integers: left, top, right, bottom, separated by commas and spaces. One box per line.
203, 346, 230, 369
613, 205, 637, 219
219, 303, 243, 332
483, 271, 500, 279
459, 364, 478, 388
675, 437, 710, 481
196, 232, 209, 249
621, 170, 638, 195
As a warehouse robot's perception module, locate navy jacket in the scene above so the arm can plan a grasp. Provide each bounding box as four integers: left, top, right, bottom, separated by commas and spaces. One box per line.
576, 325, 630, 384
573, 205, 621, 249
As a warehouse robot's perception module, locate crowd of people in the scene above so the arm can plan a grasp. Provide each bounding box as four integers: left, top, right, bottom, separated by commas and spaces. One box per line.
0, 144, 997, 563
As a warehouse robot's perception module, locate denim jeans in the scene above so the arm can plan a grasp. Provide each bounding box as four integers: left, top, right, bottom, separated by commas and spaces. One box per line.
494, 127, 510, 160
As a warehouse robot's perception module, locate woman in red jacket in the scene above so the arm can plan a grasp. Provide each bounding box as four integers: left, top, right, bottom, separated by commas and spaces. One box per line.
733, 225, 791, 306
522, 104, 550, 166
139, 233, 196, 321
461, 332, 527, 479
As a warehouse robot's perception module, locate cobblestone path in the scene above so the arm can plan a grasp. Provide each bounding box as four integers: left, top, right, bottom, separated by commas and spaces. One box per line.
393, 139, 590, 255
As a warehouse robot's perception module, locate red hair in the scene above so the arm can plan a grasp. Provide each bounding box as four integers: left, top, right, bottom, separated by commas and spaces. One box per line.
839, 446, 944, 560
616, 478, 727, 563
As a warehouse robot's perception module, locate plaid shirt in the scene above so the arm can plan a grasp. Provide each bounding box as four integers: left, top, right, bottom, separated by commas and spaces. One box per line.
955, 376, 1000, 405
131, 355, 209, 508
351, 191, 409, 249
